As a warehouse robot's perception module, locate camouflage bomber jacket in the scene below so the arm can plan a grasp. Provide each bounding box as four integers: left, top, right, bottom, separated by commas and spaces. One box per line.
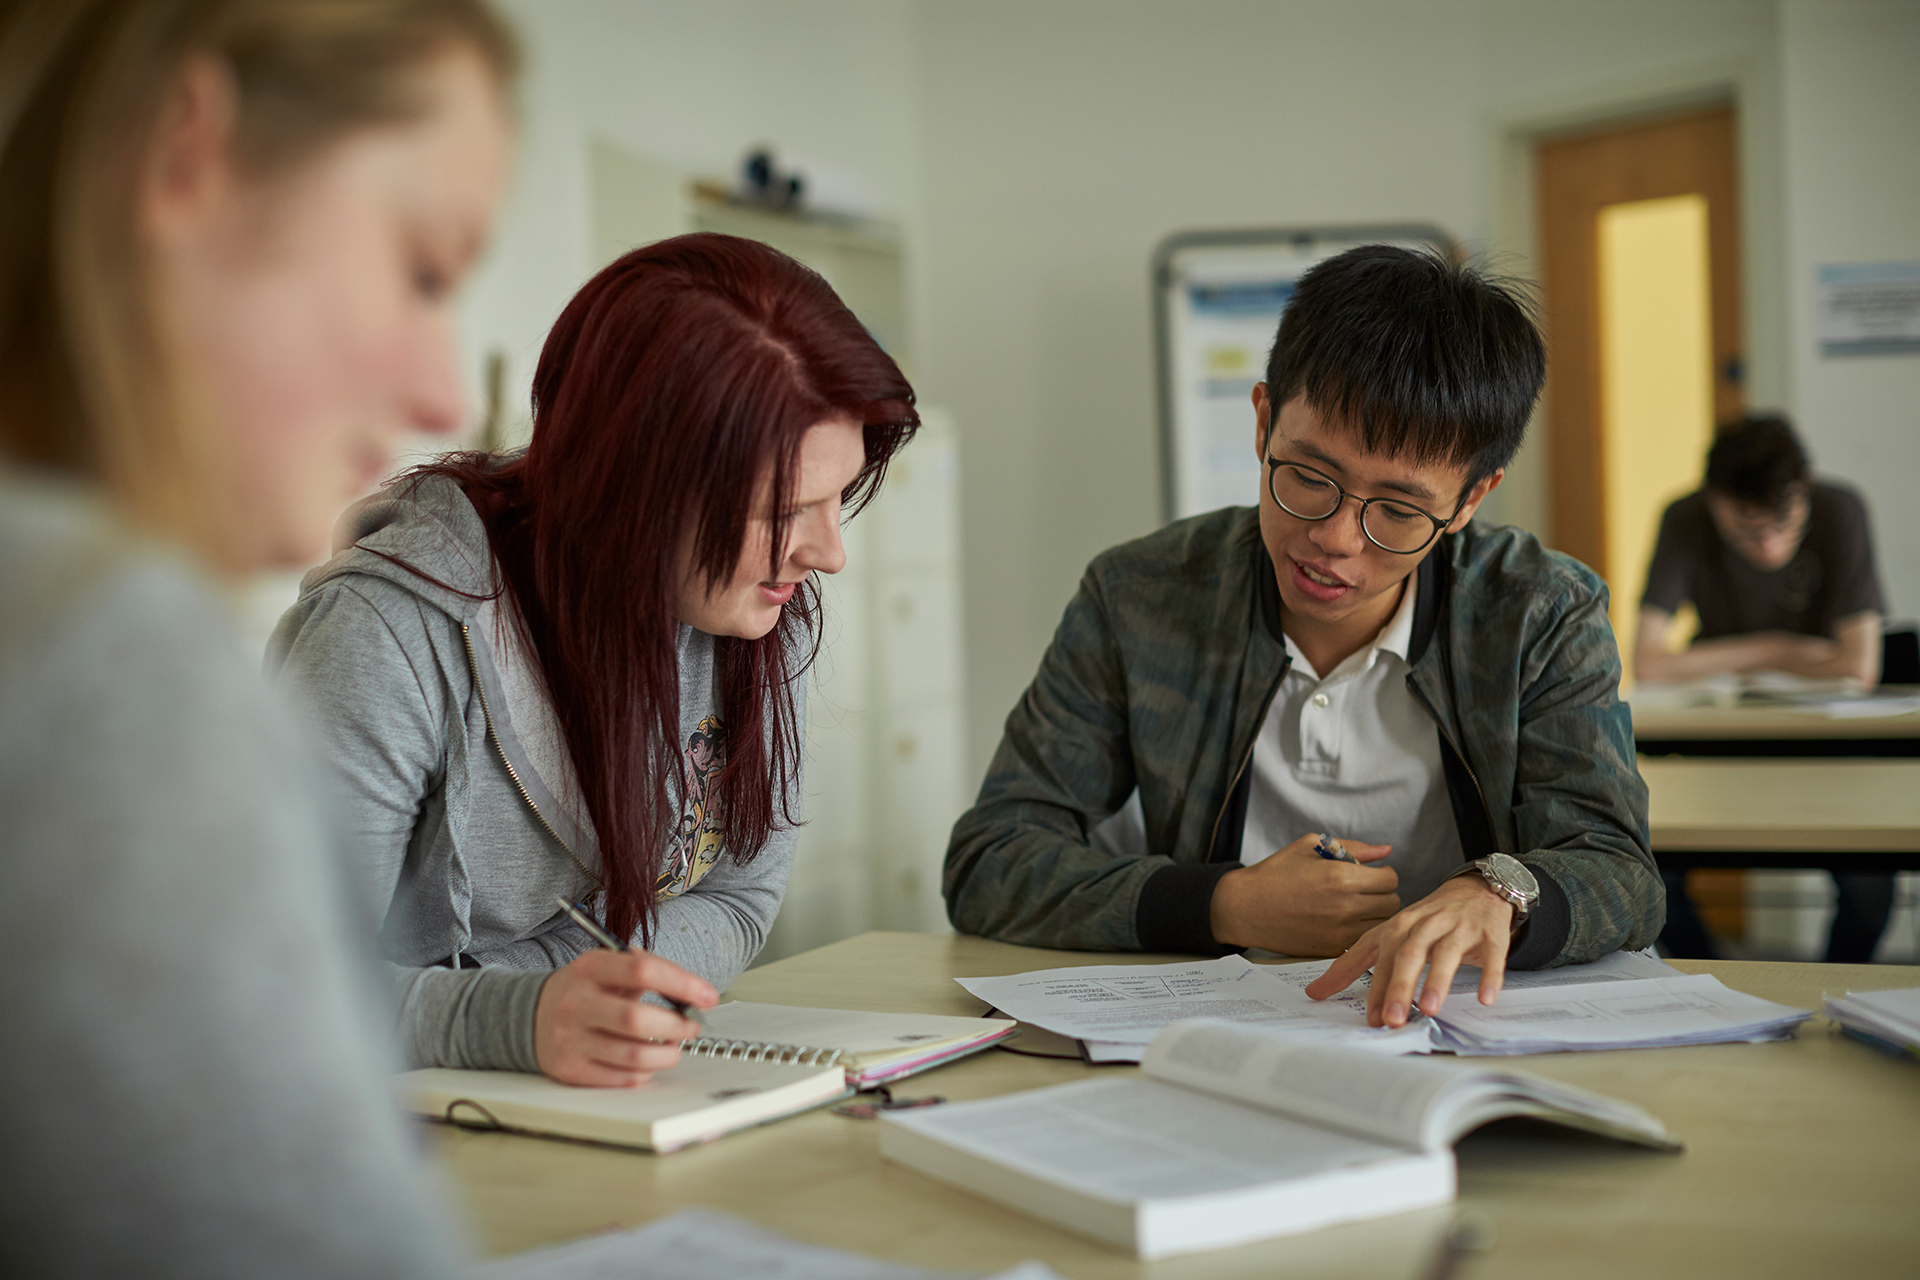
943, 506, 1663, 969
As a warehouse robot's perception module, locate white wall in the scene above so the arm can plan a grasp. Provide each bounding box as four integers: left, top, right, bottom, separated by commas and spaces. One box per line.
445, 2, 1918, 956
459, 0, 924, 445
908, 0, 1788, 777
1779, 0, 1920, 623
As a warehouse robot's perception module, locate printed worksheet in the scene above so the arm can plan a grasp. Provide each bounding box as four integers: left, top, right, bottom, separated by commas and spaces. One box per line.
1249, 947, 1678, 998
479, 1208, 1064, 1280
1440, 946, 1680, 995
957, 955, 1432, 1051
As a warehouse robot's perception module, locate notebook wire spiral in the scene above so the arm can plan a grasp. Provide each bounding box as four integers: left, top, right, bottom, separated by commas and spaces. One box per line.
680, 1035, 846, 1069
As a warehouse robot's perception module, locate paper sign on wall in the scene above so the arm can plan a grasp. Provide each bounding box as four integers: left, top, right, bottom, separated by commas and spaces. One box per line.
1817, 261, 1920, 357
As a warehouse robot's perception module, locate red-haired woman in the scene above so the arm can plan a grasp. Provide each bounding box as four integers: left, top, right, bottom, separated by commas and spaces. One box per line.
270, 233, 917, 1087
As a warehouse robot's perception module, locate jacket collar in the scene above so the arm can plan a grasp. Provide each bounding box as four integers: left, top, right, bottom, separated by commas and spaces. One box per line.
1255, 533, 1449, 665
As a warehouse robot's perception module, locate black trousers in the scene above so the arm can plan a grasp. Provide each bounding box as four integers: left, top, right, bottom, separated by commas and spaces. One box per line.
1658, 869, 1896, 962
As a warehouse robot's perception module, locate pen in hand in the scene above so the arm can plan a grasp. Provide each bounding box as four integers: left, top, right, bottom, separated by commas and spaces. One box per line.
1315, 834, 1359, 864
553, 896, 706, 1028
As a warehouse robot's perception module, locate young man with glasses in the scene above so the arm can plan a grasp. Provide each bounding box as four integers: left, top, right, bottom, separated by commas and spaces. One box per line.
945, 246, 1662, 1028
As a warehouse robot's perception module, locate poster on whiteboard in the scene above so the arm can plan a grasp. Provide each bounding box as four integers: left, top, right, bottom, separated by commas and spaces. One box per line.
1152, 226, 1452, 523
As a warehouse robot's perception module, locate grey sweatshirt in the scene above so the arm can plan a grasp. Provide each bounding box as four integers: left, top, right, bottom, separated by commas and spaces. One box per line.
0, 475, 463, 1278
267, 474, 798, 1073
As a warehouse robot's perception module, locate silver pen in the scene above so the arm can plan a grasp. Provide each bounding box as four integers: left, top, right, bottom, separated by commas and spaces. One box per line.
553, 896, 705, 1027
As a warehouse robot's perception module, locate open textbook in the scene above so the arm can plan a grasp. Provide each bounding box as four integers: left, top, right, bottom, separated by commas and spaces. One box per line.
477, 1208, 1063, 1280
881, 1019, 1679, 1259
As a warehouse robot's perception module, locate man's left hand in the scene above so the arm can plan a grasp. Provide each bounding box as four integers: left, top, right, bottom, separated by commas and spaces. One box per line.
1303, 876, 1515, 1027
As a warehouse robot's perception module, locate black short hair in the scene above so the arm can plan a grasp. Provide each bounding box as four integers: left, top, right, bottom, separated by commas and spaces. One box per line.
1704, 413, 1809, 511
1263, 246, 1545, 486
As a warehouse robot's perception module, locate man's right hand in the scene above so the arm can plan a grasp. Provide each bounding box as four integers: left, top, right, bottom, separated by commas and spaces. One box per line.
1207, 833, 1400, 955
533, 949, 716, 1087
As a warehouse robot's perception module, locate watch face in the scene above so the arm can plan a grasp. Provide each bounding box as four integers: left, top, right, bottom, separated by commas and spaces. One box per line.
1486, 853, 1539, 902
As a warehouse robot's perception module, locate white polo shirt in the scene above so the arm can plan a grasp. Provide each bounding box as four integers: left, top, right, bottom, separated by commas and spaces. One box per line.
1240, 574, 1464, 904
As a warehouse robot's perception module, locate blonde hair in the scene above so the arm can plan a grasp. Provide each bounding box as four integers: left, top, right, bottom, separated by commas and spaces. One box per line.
0, 0, 517, 566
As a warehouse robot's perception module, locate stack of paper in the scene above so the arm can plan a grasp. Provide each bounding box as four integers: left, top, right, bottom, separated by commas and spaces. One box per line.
1429, 973, 1811, 1055
1823, 987, 1920, 1058
955, 955, 1435, 1065
960, 952, 1813, 1060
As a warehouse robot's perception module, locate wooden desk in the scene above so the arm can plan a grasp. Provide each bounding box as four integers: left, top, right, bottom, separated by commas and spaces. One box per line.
428, 932, 1920, 1280
1642, 757, 1920, 872
1633, 692, 1920, 757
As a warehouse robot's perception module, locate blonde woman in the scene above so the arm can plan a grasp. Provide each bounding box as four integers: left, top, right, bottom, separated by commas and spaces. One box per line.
0, 2, 543, 1274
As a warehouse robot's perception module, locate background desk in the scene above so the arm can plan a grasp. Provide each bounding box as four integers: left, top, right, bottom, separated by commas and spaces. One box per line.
1642, 757, 1920, 873
1632, 692, 1920, 757
427, 932, 1920, 1280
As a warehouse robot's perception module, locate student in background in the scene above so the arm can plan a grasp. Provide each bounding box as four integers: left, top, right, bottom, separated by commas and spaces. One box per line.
0, 1, 520, 1274
945, 247, 1662, 1029
1635, 414, 1891, 962
269, 235, 918, 1086
1636, 414, 1883, 687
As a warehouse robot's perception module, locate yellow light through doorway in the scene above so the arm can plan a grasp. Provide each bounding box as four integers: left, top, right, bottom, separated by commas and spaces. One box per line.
1597, 192, 1715, 678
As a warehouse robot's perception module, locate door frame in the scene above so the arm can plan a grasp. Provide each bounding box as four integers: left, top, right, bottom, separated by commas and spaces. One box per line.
1480, 60, 1788, 547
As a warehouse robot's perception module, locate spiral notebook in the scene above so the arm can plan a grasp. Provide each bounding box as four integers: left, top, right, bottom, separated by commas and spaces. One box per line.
689, 1001, 1017, 1088
403, 1003, 1015, 1153
403, 1053, 850, 1154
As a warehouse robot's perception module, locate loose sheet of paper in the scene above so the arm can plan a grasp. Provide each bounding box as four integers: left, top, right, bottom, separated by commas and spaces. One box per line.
477, 1208, 1062, 1280
958, 955, 1431, 1051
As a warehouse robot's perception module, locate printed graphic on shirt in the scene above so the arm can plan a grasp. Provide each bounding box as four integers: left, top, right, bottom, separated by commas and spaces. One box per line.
658, 714, 725, 899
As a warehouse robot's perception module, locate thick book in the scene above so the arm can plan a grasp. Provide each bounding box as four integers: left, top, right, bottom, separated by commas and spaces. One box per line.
403, 1054, 849, 1154
881, 1018, 1680, 1259
687, 1001, 1017, 1088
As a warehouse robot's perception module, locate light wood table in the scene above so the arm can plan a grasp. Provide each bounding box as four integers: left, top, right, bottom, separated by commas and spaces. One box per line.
1632, 691, 1920, 757
428, 932, 1920, 1280
1642, 757, 1920, 871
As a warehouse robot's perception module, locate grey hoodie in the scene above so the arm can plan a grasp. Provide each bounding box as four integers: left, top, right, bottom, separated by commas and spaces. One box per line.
267, 473, 798, 1073
1, 474, 463, 1277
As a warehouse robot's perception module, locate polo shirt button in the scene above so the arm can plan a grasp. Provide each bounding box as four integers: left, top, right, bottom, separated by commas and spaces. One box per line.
1312, 693, 1330, 708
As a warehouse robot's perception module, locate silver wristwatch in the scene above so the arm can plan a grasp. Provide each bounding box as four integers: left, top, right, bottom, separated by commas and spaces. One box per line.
1445, 852, 1540, 929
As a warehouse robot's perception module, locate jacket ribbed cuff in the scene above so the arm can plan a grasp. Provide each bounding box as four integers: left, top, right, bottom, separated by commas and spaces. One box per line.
1506, 863, 1572, 970
1136, 862, 1242, 955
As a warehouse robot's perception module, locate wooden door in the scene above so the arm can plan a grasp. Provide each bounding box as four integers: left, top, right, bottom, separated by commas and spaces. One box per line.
1537, 105, 1744, 578
1538, 106, 1745, 946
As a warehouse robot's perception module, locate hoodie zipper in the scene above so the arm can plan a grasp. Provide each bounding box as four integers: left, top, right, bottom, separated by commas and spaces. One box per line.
461, 623, 600, 887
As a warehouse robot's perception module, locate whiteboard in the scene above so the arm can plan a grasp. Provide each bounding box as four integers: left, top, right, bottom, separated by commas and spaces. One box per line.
1153, 225, 1452, 523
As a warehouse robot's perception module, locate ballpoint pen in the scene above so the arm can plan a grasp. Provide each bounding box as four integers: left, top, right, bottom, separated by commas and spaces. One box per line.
553, 896, 705, 1027
1315, 834, 1358, 863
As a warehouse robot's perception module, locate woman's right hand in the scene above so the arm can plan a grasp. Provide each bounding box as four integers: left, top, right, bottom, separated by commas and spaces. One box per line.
532, 949, 717, 1087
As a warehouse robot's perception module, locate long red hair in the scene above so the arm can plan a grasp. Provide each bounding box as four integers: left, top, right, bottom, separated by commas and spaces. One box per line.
409, 233, 916, 946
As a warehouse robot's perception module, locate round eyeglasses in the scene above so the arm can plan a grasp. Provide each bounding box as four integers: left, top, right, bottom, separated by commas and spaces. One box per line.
1265, 457, 1458, 555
